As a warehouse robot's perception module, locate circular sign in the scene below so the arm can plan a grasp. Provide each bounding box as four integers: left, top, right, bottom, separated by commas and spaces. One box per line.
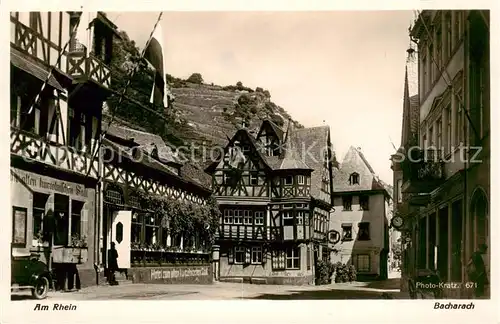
327, 230, 341, 244
391, 215, 404, 230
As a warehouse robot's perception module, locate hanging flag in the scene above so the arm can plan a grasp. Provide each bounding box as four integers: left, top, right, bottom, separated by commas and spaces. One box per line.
144, 19, 170, 108
75, 11, 97, 55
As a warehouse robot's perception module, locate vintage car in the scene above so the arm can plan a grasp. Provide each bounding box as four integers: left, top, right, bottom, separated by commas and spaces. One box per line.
11, 251, 52, 299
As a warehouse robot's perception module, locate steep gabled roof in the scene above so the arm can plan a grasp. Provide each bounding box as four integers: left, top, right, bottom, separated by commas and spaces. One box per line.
295, 125, 331, 200
278, 121, 311, 170
205, 128, 273, 174
256, 118, 284, 142
333, 146, 387, 194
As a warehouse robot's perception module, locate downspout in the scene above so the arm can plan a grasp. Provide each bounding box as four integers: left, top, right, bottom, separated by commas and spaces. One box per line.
95, 135, 104, 285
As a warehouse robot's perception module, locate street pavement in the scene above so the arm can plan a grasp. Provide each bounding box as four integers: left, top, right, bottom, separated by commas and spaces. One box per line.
12, 271, 409, 300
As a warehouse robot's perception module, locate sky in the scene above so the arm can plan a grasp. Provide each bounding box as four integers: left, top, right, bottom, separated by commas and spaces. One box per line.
106, 11, 418, 186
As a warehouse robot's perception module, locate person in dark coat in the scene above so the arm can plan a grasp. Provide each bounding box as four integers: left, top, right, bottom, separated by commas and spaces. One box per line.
467, 243, 488, 298
107, 242, 119, 285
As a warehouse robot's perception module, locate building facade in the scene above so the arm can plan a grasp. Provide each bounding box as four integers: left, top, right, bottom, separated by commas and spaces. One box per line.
330, 147, 391, 279
99, 125, 216, 284
10, 11, 119, 287
392, 10, 490, 298
205, 120, 335, 285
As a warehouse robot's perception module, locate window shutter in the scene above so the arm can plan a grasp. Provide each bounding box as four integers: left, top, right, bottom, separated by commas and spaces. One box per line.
245, 247, 251, 264
228, 246, 234, 264
262, 247, 267, 263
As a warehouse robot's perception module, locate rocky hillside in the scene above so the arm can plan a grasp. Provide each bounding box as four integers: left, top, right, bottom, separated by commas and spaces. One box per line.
167, 78, 303, 149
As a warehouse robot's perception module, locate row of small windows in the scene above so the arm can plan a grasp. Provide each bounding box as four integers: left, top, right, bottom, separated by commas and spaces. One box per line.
342, 195, 370, 211
341, 222, 371, 241
223, 209, 264, 225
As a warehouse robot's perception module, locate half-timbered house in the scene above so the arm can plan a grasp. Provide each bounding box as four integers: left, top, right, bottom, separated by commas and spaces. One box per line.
100, 125, 216, 284
205, 120, 335, 285
10, 11, 119, 288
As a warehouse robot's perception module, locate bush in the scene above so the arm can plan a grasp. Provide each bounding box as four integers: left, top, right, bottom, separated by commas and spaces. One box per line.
334, 262, 357, 283
315, 260, 335, 285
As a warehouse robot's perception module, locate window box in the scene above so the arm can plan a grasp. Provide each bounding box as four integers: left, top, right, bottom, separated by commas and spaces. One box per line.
52, 247, 88, 264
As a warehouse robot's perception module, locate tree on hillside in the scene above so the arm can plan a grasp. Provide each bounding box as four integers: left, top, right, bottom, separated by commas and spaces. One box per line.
187, 73, 204, 84
236, 81, 243, 87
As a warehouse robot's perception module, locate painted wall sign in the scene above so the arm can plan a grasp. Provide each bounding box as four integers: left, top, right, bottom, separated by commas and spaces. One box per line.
11, 168, 88, 198
150, 267, 209, 280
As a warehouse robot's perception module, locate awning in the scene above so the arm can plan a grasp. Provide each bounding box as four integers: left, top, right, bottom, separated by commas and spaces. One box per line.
10, 47, 64, 91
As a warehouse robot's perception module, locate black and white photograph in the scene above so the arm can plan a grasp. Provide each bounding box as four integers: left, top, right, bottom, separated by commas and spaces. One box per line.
2, 2, 497, 323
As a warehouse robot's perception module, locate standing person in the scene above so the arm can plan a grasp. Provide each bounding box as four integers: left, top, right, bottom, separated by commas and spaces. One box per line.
467, 244, 488, 298
107, 242, 119, 286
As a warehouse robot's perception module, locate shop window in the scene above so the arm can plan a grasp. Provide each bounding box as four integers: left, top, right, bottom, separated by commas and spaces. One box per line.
71, 200, 84, 238
33, 192, 49, 238
54, 194, 69, 246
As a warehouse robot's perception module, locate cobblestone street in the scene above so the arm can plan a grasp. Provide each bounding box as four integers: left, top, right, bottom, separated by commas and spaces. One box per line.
12, 272, 407, 300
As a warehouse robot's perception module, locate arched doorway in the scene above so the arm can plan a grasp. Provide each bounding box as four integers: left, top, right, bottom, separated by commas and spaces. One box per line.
469, 188, 488, 258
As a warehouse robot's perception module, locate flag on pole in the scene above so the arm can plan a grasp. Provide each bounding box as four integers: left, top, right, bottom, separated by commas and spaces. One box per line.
144, 19, 170, 108
75, 11, 97, 55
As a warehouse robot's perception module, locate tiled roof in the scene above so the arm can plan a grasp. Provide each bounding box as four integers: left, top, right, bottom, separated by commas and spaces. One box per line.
295, 126, 331, 200
103, 135, 210, 192
278, 122, 311, 170
332, 146, 387, 193
11, 47, 64, 91
104, 124, 180, 164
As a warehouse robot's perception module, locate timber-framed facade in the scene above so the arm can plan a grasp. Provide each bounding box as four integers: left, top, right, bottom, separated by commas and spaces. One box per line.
206, 120, 335, 285
100, 125, 215, 284
10, 11, 119, 288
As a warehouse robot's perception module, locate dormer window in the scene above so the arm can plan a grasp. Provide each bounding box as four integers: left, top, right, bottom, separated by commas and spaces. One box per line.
349, 172, 359, 185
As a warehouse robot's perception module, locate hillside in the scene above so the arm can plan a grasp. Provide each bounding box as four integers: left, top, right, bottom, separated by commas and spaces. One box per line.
107, 29, 303, 165
168, 80, 303, 149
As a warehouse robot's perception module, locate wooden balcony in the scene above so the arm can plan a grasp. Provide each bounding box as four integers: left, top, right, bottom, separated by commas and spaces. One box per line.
401, 148, 445, 195
66, 48, 111, 89
10, 16, 63, 70
11, 18, 112, 91
10, 127, 99, 179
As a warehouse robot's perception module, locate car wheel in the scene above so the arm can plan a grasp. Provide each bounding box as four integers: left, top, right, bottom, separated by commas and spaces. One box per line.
32, 276, 49, 299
